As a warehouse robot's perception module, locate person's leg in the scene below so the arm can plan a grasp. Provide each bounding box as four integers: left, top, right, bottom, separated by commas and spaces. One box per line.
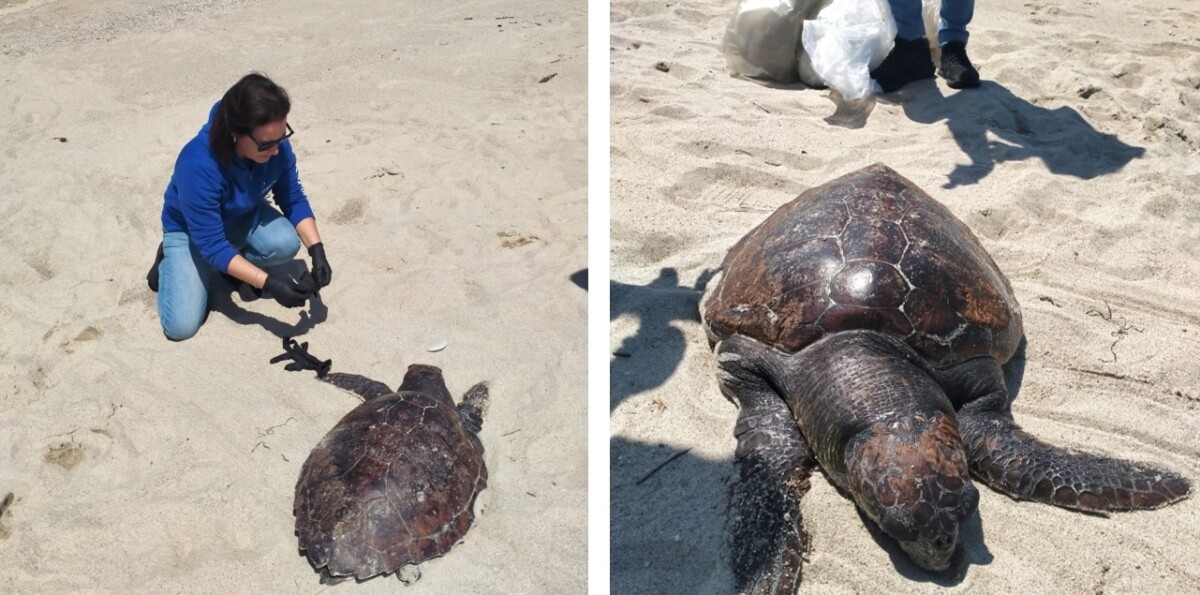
937, 0, 980, 89
157, 231, 214, 341
872, 0, 935, 93
937, 0, 974, 46
888, 0, 927, 41
241, 204, 301, 269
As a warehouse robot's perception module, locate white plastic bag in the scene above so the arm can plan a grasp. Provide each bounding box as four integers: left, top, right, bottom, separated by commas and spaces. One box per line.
795, 0, 833, 87
721, 0, 824, 83
922, 0, 940, 44
800, 0, 897, 100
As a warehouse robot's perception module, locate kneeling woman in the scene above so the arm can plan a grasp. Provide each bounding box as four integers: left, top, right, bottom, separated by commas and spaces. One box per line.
149, 73, 332, 341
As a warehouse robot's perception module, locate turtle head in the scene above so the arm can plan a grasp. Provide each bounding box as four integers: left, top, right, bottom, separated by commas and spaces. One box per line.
398, 364, 453, 404
844, 411, 979, 572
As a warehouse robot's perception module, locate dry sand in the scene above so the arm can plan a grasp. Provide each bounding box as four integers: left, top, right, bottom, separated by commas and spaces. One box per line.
0, 0, 586, 592
610, 0, 1200, 593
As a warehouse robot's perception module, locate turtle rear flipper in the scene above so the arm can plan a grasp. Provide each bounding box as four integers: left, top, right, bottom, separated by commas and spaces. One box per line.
322, 373, 394, 402
717, 339, 817, 595
957, 391, 1191, 512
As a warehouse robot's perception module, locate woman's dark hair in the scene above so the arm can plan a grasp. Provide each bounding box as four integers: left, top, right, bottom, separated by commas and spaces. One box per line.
209, 72, 291, 166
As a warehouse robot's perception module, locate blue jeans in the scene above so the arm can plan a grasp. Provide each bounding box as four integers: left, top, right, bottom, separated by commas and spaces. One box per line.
157, 204, 300, 341
889, 0, 974, 46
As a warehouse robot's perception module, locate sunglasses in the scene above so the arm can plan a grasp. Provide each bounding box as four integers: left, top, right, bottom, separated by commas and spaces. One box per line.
248, 123, 294, 152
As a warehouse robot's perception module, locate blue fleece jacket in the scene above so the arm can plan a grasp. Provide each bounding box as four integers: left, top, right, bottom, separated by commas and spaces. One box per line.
161, 102, 315, 273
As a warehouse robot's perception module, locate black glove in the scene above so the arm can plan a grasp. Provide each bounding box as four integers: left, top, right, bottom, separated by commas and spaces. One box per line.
269, 337, 332, 378
308, 242, 332, 288
263, 274, 311, 308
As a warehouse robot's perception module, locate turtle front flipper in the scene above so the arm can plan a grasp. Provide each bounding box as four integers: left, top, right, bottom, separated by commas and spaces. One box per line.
717, 337, 817, 595
949, 372, 1191, 512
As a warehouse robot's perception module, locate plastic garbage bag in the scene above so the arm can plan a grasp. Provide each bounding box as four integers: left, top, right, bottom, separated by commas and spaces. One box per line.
796, 0, 833, 87
800, 0, 897, 100
721, 0, 825, 84
922, 0, 940, 44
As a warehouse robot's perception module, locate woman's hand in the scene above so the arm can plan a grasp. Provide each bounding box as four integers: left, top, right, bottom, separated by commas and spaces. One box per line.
264, 274, 312, 308
308, 242, 332, 288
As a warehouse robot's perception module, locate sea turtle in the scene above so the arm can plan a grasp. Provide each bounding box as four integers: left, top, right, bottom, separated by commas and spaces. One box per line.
272, 338, 489, 582
700, 163, 1191, 593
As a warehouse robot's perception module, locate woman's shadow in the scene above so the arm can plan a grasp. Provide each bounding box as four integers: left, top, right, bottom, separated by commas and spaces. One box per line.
884, 79, 1145, 188
610, 267, 715, 411
209, 259, 328, 338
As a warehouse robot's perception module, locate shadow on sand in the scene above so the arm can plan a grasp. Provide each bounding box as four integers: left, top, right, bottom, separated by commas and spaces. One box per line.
611, 435, 732, 594
824, 80, 1144, 188
610, 267, 714, 411
209, 259, 328, 339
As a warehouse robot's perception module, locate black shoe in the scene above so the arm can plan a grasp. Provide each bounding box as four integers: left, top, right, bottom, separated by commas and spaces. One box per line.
870, 37, 935, 93
147, 242, 164, 292
939, 41, 980, 89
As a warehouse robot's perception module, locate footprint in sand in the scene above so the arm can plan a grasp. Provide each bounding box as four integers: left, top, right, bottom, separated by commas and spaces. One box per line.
498, 231, 539, 248
649, 104, 697, 121
44, 442, 85, 471
965, 206, 1023, 242
56, 325, 103, 355
43, 429, 115, 472
26, 247, 55, 281
118, 286, 155, 309
676, 139, 820, 171
671, 5, 720, 26
327, 198, 367, 225
664, 162, 805, 212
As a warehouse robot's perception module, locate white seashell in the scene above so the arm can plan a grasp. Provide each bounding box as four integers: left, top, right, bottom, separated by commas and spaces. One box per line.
425, 338, 448, 352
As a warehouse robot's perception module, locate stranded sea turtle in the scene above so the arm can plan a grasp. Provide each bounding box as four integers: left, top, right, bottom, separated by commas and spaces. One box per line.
700, 164, 1191, 593
272, 339, 489, 582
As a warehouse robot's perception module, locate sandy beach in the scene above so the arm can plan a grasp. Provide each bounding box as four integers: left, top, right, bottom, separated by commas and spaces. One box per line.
610, 0, 1200, 593
0, 0, 587, 592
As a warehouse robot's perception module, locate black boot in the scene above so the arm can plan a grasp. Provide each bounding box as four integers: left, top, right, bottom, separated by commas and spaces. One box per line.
146, 242, 164, 292
870, 37, 935, 93
939, 41, 980, 89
